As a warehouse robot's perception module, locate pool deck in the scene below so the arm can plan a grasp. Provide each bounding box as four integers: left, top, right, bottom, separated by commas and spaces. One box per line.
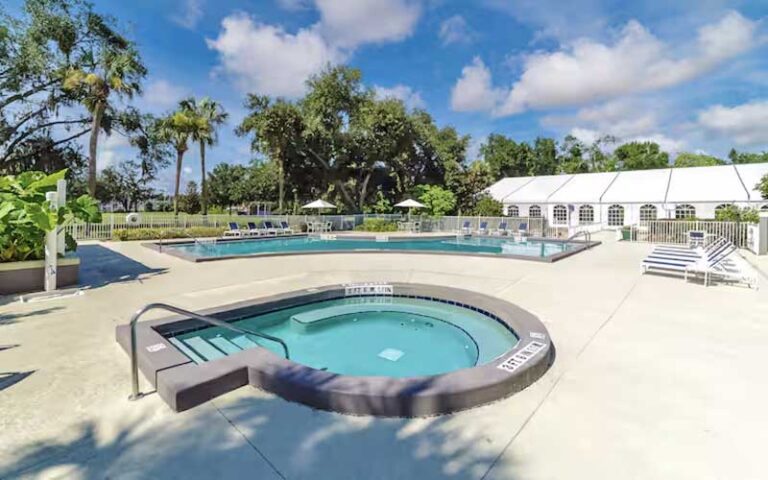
1, 232, 767, 479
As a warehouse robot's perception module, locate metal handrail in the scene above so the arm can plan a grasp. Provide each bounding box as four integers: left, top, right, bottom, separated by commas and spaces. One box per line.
567, 230, 591, 242
128, 302, 289, 400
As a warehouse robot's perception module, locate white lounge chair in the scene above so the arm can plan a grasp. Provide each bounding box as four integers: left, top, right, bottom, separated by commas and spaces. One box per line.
279, 221, 294, 234
492, 222, 509, 236
246, 222, 265, 237
457, 221, 471, 235
223, 222, 244, 238
476, 221, 489, 235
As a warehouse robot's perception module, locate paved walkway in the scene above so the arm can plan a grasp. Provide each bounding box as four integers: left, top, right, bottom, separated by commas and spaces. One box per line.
1, 234, 766, 479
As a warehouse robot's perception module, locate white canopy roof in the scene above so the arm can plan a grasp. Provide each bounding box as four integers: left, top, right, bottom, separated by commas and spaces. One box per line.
484, 177, 533, 200
502, 174, 573, 203
547, 171, 619, 204
600, 168, 670, 203
665, 165, 749, 203
486, 162, 768, 205
394, 199, 425, 208
734, 163, 768, 201
301, 199, 336, 209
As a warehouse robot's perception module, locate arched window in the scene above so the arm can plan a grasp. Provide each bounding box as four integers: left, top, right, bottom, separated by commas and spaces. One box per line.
762, 204, 768, 211
639, 204, 657, 222
608, 204, 624, 226
675, 204, 696, 219
553, 205, 568, 225
507, 205, 519, 217
528, 205, 541, 218
578, 205, 594, 224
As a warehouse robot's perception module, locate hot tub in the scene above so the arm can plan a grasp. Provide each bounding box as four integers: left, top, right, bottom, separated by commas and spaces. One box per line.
117, 283, 554, 416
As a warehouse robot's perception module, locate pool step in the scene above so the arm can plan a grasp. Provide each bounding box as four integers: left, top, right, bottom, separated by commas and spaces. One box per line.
184, 336, 226, 361
209, 335, 242, 355
172, 334, 263, 363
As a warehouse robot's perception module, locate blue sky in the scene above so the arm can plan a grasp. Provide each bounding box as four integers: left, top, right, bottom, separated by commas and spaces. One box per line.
41, 0, 768, 191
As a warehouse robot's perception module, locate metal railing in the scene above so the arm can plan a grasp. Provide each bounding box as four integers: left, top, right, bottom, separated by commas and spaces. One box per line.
128, 302, 289, 400
625, 220, 751, 247
67, 214, 551, 240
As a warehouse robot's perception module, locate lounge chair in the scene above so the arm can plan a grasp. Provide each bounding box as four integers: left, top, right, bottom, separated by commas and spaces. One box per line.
688, 230, 706, 248
457, 221, 471, 235
492, 222, 509, 236
246, 222, 265, 237
223, 222, 244, 238
476, 221, 489, 235
261, 221, 279, 236
642, 239, 743, 286
518, 222, 529, 237
279, 221, 294, 234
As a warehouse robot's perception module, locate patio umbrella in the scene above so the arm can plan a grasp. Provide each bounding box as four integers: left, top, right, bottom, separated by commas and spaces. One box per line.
394, 199, 425, 220
301, 199, 337, 210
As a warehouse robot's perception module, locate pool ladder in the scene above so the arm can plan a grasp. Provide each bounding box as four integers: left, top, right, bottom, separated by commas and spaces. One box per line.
567, 230, 591, 242
128, 303, 290, 401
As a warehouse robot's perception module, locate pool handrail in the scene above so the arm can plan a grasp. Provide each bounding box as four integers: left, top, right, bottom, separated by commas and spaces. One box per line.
128, 302, 290, 400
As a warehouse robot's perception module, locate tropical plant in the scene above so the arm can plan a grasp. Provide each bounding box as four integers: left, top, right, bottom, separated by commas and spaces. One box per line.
180, 97, 228, 215
354, 219, 398, 232
157, 109, 197, 214
715, 205, 760, 224
0, 170, 101, 262
674, 152, 724, 168
757, 173, 768, 200
63, 37, 146, 196
418, 185, 456, 216
471, 194, 503, 216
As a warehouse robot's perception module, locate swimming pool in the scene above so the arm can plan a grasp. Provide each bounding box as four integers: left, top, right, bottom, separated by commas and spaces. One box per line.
169, 296, 519, 377
118, 283, 554, 416
154, 234, 594, 262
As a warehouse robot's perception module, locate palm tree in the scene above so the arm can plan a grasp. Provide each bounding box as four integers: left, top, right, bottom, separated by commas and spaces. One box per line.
157, 110, 196, 215
180, 97, 228, 215
64, 47, 146, 196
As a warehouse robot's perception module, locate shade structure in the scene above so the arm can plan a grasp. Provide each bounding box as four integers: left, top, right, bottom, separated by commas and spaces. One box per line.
301, 199, 336, 209
394, 199, 426, 208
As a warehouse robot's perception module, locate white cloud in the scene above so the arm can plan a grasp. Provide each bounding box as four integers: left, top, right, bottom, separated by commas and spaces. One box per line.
374, 84, 425, 109
452, 12, 759, 116
96, 134, 131, 172
171, 0, 204, 29
450, 57, 504, 112
141, 80, 188, 110
208, 2, 424, 97
544, 99, 658, 139
698, 100, 768, 146
315, 0, 421, 49
206, 14, 343, 97
439, 15, 473, 46
276, 0, 312, 11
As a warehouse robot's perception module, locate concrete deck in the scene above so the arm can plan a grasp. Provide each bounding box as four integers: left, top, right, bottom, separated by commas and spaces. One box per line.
1, 233, 767, 479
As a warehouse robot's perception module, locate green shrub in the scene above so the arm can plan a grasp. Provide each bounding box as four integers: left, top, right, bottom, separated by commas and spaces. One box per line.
0, 170, 101, 262
113, 226, 226, 241
354, 219, 398, 232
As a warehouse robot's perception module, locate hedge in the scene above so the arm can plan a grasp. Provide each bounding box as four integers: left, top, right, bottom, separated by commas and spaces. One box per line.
112, 227, 226, 241
354, 218, 398, 232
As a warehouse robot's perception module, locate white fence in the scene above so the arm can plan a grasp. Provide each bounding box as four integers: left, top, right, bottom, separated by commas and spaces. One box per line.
66, 214, 551, 241
625, 220, 751, 247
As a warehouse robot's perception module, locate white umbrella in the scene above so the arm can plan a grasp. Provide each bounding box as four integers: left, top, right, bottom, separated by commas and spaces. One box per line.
302, 199, 336, 210
394, 199, 425, 209
394, 198, 425, 221
301, 199, 336, 233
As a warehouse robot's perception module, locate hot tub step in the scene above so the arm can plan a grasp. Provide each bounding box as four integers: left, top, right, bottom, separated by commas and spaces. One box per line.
168, 337, 205, 364
184, 336, 226, 361
230, 335, 259, 350
209, 336, 242, 355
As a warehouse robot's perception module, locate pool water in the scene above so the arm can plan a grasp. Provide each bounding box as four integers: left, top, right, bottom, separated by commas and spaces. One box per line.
167, 235, 575, 259
169, 296, 519, 377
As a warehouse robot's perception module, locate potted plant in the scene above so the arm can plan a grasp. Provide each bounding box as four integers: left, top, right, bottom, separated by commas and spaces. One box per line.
0, 170, 101, 294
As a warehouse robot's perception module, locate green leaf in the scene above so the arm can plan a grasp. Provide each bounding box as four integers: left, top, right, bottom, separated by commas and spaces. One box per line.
26, 169, 67, 193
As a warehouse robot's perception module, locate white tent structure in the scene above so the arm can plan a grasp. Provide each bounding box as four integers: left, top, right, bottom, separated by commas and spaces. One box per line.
485, 163, 768, 228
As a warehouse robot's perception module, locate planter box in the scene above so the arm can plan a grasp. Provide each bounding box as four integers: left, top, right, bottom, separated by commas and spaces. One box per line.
0, 256, 80, 295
